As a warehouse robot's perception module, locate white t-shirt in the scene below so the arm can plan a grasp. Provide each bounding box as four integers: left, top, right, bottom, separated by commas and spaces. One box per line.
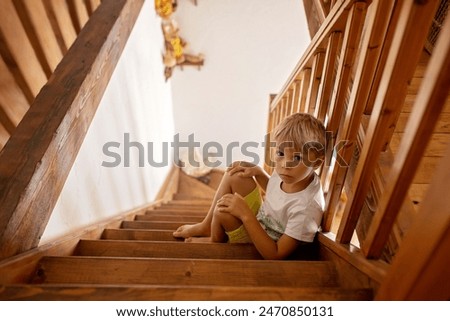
256, 171, 325, 242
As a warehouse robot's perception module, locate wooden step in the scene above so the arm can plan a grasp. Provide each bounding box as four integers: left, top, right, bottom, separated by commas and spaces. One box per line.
33, 257, 339, 287
157, 204, 211, 210
135, 214, 204, 223
102, 229, 181, 241
171, 194, 213, 202
74, 240, 263, 260
144, 209, 207, 216
0, 284, 373, 300
122, 220, 194, 230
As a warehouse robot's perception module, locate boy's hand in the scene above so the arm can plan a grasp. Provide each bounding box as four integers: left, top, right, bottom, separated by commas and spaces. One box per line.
227, 161, 261, 178
216, 193, 253, 220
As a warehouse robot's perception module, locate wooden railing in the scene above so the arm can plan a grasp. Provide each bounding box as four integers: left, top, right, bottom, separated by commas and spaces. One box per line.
266, 0, 449, 299
0, 0, 144, 260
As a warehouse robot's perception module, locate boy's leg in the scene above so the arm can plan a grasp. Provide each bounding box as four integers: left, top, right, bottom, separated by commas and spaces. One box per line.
173, 171, 257, 239
210, 174, 258, 242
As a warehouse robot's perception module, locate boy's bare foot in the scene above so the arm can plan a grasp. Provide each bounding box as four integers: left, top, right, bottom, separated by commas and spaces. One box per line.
172, 222, 210, 238
184, 237, 212, 243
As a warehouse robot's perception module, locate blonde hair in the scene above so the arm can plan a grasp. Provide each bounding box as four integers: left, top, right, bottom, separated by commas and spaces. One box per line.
273, 113, 326, 159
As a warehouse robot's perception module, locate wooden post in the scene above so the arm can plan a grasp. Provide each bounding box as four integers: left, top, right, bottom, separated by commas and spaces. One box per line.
325, 2, 367, 132
375, 120, 450, 299
296, 68, 312, 113
321, 0, 395, 232
305, 51, 325, 114
0, 0, 144, 259
314, 31, 342, 123
270, 0, 358, 112
0, 0, 47, 100
336, 0, 440, 243
362, 12, 450, 259
44, 0, 78, 53
291, 80, 301, 114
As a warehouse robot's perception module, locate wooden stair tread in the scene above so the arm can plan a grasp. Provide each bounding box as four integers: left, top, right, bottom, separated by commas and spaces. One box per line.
102, 229, 181, 241
74, 240, 263, 260
135, 214, 204, 222
145, 209, 207, 216
33, 257, 339, 287
157, 204, 210, 210
172, 194, 213, 202
0, 284, 373, 301
122, 220, 195, 230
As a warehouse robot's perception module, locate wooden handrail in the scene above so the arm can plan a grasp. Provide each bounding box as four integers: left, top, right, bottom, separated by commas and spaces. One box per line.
0, 0, 144, 260
265, 0, 447, 293
270, 0, 364, 111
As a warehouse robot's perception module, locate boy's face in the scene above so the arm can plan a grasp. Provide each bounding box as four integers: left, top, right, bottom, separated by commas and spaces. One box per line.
273, 139, 319, 188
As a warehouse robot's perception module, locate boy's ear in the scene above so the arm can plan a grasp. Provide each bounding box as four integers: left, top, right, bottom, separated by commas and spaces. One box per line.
305, 153, 324, 169
312, 154, 325, 169
303, 142, 325, 169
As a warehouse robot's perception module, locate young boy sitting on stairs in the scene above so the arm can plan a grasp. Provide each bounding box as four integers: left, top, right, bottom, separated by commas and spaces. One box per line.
173, 113, 326, 260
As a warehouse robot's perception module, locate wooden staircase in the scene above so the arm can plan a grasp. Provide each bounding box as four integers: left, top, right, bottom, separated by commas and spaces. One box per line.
0, 172, 373, 300
1, 0, 449, 301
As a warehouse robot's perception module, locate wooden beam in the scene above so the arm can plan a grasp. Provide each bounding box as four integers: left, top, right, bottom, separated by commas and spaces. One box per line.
336, 0, 440, 243
362, 11, 450, 259
0, 0, 145, 260
318, 232, 388, 285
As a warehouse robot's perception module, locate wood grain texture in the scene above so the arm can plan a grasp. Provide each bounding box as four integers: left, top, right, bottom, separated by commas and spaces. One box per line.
74, 240, 263, 260
0, 0, 145, 259
33, 257, 339, 287
0, 284, 373, 301
101, 229, 183, 242
337, 0, 440, 243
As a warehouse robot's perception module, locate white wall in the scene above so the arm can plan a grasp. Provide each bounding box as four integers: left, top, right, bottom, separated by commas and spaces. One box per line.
40, 1, 310, 244
41, 1, 174, 244
170, 0, 310, 168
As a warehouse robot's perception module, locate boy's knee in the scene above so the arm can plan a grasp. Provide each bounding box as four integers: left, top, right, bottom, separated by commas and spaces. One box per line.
213, 207, 229, 221
226, 173, 256, 195
213, 208, 241, 231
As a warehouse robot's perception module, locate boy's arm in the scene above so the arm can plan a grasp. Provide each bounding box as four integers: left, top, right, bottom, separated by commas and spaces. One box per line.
227, 161, 270, 192
217, 193, 299, 260
241, 214, 300, 260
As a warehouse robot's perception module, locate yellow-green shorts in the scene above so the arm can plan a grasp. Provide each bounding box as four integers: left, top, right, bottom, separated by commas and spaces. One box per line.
225, 187, 262, 243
